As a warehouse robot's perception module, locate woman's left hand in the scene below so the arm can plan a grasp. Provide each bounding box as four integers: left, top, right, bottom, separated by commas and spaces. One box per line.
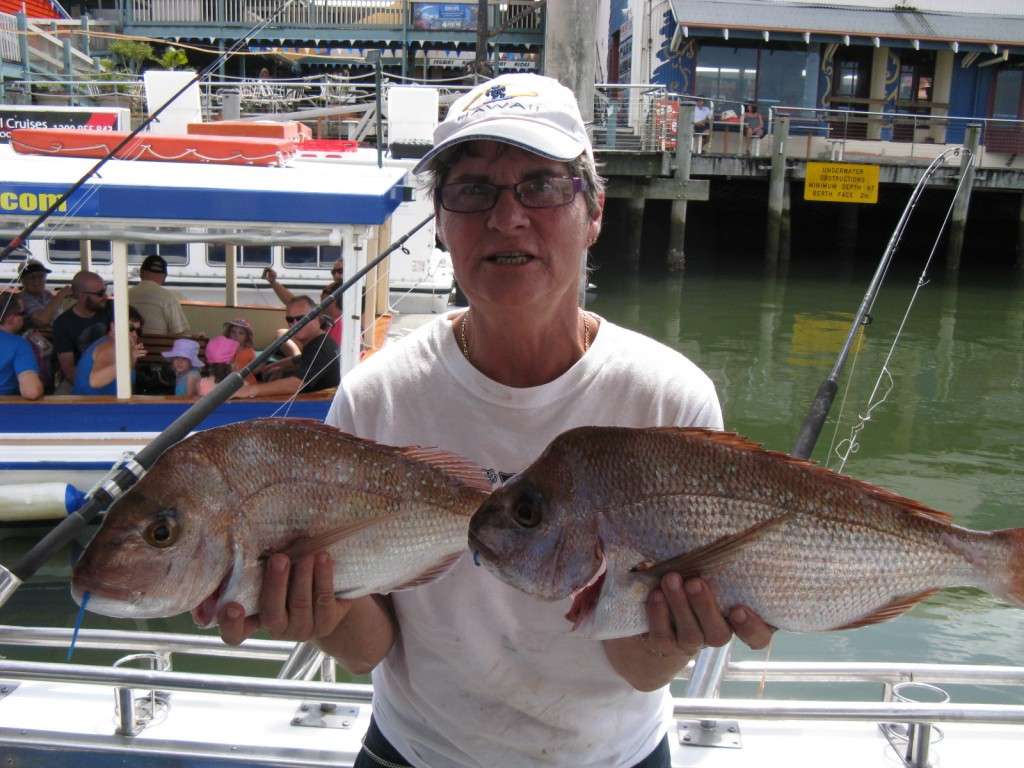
603, 574, 774, 692
645, 573, 774, 659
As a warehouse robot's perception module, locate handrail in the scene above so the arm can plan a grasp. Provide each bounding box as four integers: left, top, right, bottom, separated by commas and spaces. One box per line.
3, 625, 1023, 687
0, 659, 1021, 725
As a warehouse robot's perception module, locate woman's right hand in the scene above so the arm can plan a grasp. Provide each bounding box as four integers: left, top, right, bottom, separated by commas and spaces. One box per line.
212, 552, 355, 646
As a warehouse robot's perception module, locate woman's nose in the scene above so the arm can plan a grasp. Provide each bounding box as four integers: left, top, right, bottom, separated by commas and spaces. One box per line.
486, 188, 530, 231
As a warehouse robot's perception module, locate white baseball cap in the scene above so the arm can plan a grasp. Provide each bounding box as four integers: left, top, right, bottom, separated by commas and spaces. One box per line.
413, 73, 592, 173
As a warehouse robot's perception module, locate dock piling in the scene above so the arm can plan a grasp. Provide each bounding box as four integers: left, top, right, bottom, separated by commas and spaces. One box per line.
765, 117, 790, 266
667, 103, 696, 272
946, 124, 980, 272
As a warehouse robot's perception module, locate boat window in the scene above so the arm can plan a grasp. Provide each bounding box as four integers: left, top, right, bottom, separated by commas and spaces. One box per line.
47, 239, 113, 264
282, 245, 342, 268
127, 243, 188, 266
206, 244, 272, 266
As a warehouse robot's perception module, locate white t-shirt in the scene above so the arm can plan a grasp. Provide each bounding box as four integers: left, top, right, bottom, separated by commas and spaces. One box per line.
326, 312, 722, 768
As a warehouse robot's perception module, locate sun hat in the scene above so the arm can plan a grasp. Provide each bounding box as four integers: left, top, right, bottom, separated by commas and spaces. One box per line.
223, 317, 254, 343
205, 335, 240, 364
140, 255, 168, 274
19, 259, 52, 277
162, 338, 202, 368
412, 73, 592, 173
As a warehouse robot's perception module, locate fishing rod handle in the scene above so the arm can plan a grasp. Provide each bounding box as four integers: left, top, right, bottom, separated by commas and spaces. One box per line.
791, 379, 838, 461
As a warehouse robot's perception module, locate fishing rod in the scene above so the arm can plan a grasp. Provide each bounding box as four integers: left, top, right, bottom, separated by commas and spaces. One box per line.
790, 147, 965, 461
0, 212, 435, 608
0, 0, 303, 261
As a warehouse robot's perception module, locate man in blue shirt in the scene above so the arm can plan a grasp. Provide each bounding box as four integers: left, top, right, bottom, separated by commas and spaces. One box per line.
0, 293, 43, 400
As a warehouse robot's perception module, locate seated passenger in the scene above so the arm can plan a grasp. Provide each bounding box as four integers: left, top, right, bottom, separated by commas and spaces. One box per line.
197, 335, 239, 396
162, 338, 203, 397
222, 318, 257, 383
320, 281, 343, 346
72, 307, 146, 396
17, 255, 71, 331
0, 293, 44, 400
234, 296, 339, 398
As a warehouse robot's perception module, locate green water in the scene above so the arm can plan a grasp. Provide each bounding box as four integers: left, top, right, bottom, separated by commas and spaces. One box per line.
2, 253, 1023, 704
587, 257, 1024, 704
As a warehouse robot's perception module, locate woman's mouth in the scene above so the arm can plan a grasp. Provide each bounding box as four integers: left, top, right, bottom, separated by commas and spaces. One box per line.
486, 252, 533, 265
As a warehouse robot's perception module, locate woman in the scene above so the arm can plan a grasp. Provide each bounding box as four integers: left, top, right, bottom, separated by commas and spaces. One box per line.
215, 73, 773, 767
72, 307, 145, 395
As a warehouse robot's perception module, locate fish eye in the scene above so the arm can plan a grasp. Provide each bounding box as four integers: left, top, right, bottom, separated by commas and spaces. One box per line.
143, 515, 180, 548
511, 488, 544, 528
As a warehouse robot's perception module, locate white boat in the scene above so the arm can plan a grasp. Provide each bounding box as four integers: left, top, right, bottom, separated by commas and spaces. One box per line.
0, 134, 426, 488
0, 624, 1020, 767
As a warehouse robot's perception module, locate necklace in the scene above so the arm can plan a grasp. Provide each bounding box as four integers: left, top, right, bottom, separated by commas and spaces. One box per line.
459, 310, 591, 362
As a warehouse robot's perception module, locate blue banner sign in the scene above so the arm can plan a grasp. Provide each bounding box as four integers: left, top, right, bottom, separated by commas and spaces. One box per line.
412, 3, 477, 31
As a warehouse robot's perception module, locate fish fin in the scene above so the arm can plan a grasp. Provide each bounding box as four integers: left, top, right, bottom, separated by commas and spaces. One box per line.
381, 553, 464, 593
639, 513, 794, 581
277, 517, 387, 561
646, 428, 955, 526
399, 446, 494, 495
831, 588, 939, 631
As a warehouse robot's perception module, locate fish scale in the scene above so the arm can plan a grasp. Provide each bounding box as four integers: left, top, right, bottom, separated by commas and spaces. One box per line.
469, 426, 1024, 640
71, 418, 492, 624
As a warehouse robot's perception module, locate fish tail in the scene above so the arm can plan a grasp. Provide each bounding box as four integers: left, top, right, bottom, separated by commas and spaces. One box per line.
991, 527, 1024, 608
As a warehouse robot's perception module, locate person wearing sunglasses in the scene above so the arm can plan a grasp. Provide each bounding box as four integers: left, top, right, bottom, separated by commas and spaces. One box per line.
233, 295, 339, 398
262, 259, 344, 307
50, 270, 112, 393
72, 306, 146, 396
215, 73, 773, 768
0, 292, 43, 400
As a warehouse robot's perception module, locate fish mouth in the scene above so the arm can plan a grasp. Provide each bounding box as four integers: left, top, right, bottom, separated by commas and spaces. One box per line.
190, 568, 233, 628
467, 530, 497, 567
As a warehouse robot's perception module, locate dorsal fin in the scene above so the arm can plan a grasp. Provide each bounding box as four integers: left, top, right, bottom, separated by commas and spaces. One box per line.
831, 588, 939, 631
643, 427, 954, 527
399, 446, 493, 495
235, 418, 493, 496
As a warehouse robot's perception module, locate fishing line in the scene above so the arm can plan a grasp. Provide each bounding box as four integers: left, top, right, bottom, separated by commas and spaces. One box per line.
830, 150, 974, 475
67, 591, 90, 661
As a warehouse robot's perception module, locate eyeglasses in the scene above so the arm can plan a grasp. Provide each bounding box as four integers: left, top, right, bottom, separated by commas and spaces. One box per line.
81, 289, 107, 297
285, 315, 304, 324
330, 268, 344, 276
129, 323, 142, 333
439, 176, 586, 213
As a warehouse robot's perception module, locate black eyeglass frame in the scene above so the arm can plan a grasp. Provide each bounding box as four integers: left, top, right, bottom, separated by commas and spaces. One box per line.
439, 176, 587, 213
285, 315, 305, 324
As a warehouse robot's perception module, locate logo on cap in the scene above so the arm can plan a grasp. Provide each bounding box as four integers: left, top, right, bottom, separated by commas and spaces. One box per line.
485, 85, 507, 101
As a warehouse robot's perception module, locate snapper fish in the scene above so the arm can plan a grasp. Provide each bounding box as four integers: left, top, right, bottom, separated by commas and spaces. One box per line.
72, 418, 492, 625
468, 426, 1024, 640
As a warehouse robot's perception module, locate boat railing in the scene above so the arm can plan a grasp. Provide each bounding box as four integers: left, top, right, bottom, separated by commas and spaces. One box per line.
2, 624, 1023, 710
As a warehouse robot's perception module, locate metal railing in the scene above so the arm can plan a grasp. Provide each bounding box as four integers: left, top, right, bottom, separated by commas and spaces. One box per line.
769, 105, 1024, 162
127, 0, 542, 32
0, 12, 19, 64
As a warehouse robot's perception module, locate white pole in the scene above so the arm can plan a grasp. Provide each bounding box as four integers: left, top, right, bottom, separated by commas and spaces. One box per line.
340, 226, 362, 379
225, 243, 238, 307
111, 240, 131, 400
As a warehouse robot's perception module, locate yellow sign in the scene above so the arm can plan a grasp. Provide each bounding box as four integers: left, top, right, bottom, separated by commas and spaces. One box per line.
804, 162, 879, 204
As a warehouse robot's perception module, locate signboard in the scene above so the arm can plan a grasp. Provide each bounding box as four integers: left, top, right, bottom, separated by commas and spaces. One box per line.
0, 183, 97, 217
804, 162, 879, 204
412, 3, 477, 31
1, 106, 130, 144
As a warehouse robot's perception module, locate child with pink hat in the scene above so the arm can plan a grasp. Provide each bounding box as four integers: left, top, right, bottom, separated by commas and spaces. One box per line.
197, 335, 240, 396
162, 338, 203, 397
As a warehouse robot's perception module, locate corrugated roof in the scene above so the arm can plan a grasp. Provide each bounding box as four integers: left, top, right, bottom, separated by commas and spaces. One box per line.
668, 0, 1024, 46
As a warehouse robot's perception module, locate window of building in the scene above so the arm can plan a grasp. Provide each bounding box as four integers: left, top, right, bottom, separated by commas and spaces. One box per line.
831, 49, 871, 101
757, 49, 815, 109
991, 69, 1023, 119
127, 243, 188, 265
282, 245, 343, 269
695, 45, 758, 106
896, 51, 935, 105
207, 244, 273, 266
47, 239, 113, 263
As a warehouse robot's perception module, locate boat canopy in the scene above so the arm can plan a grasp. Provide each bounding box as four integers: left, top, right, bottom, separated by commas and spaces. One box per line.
0, 144, 408, 246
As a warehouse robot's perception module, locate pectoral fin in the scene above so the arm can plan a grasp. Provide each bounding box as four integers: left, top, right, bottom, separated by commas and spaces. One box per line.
635, 513, 794, 581
274, 517, 390, 562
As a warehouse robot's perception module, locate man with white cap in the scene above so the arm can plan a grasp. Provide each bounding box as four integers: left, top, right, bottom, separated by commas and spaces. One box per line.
215, 73, 773, 768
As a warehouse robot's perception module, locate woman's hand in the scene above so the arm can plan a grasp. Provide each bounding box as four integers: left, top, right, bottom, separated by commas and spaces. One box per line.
603, 574, 775, 692
210, 552, 354, 646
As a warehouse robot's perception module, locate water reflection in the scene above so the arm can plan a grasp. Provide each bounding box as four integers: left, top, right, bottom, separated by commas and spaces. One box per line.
591, 259, 1024, 704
